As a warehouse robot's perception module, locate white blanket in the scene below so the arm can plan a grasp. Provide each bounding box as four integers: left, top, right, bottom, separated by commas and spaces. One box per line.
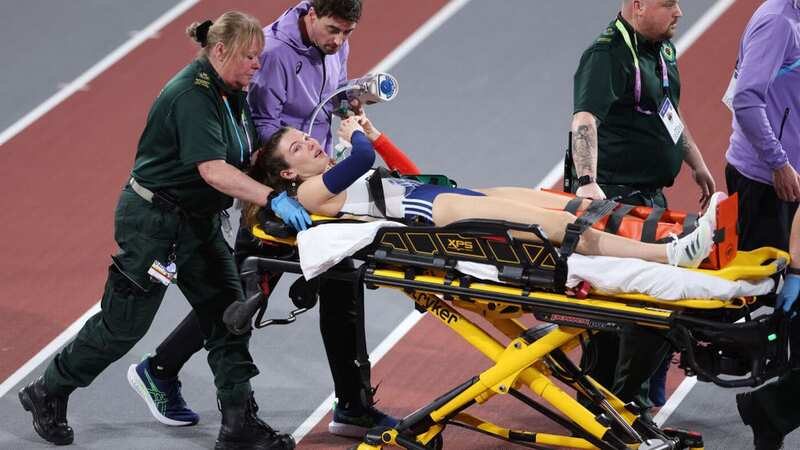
296, 222, 774, 301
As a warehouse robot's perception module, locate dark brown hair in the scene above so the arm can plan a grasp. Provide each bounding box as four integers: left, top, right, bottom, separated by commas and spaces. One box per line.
311, 0, 362, 22
243, 127, 293, 228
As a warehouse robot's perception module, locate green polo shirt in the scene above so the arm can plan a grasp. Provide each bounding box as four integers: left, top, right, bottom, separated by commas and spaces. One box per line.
131, 57, 259, 216
573, 16, 683, 188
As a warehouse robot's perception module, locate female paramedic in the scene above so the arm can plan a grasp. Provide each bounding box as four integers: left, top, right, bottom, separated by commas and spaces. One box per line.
248, 114, 722, 269
18, 12, 303, 450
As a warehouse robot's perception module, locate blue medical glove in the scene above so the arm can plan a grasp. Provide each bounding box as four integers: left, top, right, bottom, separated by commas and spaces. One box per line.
777, 273, 800, 314
270, 192, 311, 231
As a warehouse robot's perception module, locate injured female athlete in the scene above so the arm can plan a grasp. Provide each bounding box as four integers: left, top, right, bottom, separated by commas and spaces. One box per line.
245, 114, 721, 268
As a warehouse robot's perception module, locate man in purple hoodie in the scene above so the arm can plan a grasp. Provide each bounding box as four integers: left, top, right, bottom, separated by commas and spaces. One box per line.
249, 0, 357, 154
725, 0, 800, 253
725, 1, 800, 449
247, 0, 399, 439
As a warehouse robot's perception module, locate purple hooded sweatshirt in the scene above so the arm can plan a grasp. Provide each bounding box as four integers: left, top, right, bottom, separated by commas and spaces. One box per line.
248, 1, 349, 155
726, 0, 800, 185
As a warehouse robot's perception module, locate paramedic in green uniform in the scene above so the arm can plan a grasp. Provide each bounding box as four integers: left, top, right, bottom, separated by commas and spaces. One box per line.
18, 12, 304, 450
569, 0, 715, 411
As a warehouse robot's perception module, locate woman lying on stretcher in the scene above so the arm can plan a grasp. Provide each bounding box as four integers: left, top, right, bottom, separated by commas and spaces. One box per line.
245, 114, 722, 268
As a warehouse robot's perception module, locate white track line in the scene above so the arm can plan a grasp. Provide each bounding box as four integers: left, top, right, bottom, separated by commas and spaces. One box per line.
0, 303, 101, 398
535, 158, 566, 190
674, 0, 736, 56
653, 376, 698, 426
369, 0, 471, 73
291, 311, 424, 442
0, 0, 200, 148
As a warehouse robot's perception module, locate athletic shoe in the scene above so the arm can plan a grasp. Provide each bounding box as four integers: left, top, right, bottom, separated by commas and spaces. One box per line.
18, 377, 74, 445
328, 402, 399, 438
127, 357, 199, 426
666, 191, 724, 268
699, 191, 725, 235
667, 219, 712, 268
737, 392, 784, 450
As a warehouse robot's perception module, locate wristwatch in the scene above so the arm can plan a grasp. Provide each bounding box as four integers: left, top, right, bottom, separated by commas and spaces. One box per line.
577, 175, 595, 187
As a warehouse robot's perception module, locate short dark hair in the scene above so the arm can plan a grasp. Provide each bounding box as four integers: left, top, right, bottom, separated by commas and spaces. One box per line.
311, 0, 362, 23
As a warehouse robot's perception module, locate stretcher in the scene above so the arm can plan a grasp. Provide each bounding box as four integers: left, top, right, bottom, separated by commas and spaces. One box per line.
223, 209, 792, 450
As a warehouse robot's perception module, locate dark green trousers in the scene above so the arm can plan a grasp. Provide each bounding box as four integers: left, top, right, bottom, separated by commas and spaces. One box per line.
581, 184, 670, 408
749, 291, 800, 435
43, 187, 258, 398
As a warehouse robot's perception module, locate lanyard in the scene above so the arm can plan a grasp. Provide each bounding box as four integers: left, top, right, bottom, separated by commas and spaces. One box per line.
221, 94, 253, 164
615, 19, 670, 116
778, 58, 800, 77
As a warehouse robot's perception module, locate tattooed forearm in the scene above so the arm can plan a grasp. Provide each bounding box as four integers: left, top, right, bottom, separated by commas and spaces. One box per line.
572, 121, 597, 177
681, 135, 691, 153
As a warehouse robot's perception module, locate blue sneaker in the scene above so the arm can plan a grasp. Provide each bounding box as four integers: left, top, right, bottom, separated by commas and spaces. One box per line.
328, 402, 399, 438
127, 357, 199, 426
648, 356, 670, 407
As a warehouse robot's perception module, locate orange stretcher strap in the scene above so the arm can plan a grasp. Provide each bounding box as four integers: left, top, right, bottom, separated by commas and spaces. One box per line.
546, 189, 739, 269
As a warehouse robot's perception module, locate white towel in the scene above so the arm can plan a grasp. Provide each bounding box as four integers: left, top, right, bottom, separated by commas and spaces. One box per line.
296, 223, 774, 300
297, 220, 405, 279
565, 254, 773, 300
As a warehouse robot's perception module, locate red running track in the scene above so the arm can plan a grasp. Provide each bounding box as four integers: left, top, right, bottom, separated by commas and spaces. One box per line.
0, 0, 450, 381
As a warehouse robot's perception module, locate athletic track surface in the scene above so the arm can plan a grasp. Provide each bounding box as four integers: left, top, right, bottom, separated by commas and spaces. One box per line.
0, 1, 786, 449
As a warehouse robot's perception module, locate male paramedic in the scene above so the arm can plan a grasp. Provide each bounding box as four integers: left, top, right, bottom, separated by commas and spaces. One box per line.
128, 0, 399, 439
569, 0, 716, 411
726, 1, 800, 449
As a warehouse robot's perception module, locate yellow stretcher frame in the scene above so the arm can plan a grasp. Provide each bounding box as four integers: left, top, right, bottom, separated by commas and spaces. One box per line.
357, 272, 702, 450
247, 220, 789, 450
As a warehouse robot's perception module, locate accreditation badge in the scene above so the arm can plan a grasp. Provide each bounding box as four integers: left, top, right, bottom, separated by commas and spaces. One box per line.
658, 98, 684, 144
721, 69, 738, 112
148, 260, 177, 286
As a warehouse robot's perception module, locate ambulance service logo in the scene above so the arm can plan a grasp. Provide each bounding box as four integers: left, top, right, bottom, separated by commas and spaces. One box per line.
194, 71, 211, 88
661, 45, 676, 63
596, 26, 615, 44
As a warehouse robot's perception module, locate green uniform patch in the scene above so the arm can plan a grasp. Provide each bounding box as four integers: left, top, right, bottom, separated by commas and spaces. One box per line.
661, 42, 676, 63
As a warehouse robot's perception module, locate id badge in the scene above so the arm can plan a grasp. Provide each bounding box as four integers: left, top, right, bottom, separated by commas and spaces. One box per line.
220, 208, 235, 247
148, 260, 177, 286
721, 69, 738, 112
659, 98, 684, 145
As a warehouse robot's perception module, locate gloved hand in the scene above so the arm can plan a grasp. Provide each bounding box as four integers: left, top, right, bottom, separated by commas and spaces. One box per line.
271, 192, 311, 231
777, 273, 800, 314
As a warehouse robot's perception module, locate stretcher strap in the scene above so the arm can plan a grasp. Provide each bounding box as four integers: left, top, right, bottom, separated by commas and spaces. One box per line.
641, 207, 666, 243
366, 167, 395, 218
682, 213, 699, 236
604, 204, 635, 235
564, 197, 584, 215
560, 199, 618, 261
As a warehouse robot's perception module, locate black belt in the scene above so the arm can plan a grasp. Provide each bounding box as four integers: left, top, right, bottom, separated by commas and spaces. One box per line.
129, 178, 182, 213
